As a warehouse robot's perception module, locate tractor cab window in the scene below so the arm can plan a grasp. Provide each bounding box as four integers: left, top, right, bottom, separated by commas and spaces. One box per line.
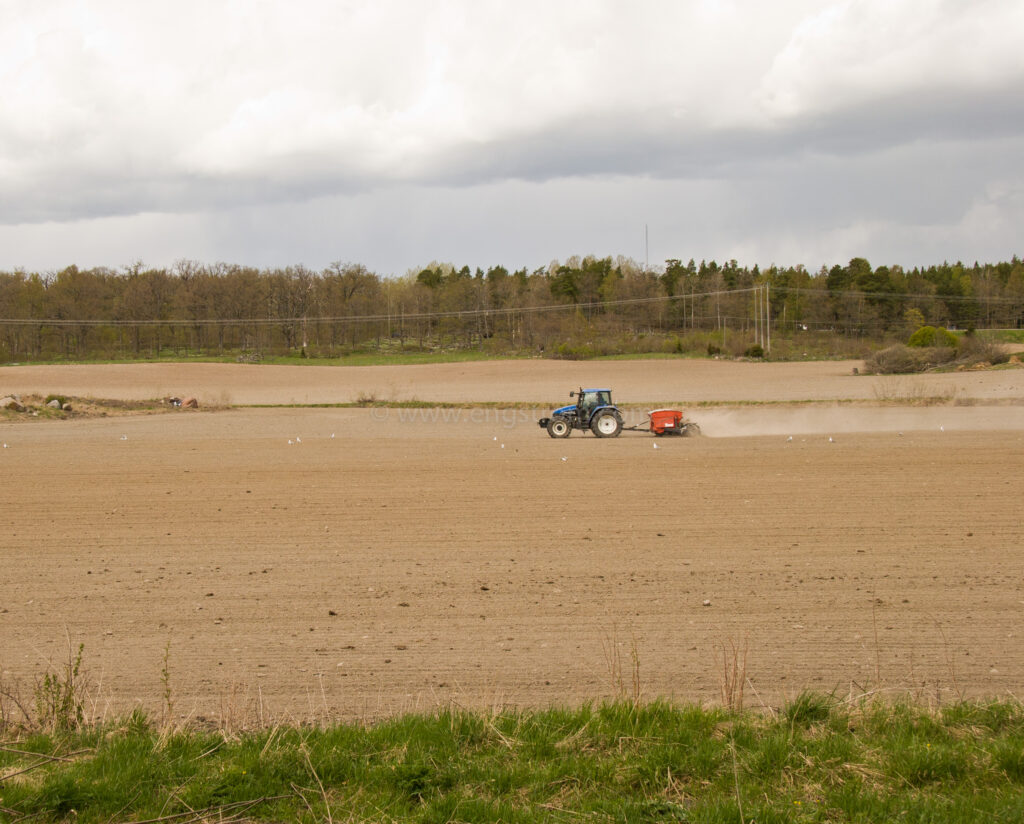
581, 391, 609, 410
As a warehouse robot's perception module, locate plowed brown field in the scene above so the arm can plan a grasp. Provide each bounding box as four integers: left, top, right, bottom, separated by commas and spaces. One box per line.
2, 360, 1023, 724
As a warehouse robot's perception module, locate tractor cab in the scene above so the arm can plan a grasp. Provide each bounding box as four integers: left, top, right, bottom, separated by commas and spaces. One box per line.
573, 388, 612, 426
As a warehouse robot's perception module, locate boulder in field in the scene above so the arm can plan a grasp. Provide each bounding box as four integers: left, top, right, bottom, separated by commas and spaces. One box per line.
182, 397, 199, 408
0, 396, 25, 412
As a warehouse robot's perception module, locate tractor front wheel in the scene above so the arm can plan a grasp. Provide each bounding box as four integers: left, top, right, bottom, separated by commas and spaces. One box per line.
591, 411, 623, 438
547, 416, 572, 438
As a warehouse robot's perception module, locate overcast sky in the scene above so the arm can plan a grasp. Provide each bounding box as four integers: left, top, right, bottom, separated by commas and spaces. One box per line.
1, 0, 1022, 277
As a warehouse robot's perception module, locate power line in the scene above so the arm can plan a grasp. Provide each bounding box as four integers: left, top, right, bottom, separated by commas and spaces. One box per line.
0, 286, 764, 328
771, 285, 1021, 305
0, 284, 1018, 329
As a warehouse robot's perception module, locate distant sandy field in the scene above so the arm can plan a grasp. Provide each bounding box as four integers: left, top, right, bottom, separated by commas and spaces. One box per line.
2, 360, 1022, 724
3, 357, 1024, 405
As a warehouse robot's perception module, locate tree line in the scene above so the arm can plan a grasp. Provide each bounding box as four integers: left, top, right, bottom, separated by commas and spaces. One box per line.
1, 255, 1022, 362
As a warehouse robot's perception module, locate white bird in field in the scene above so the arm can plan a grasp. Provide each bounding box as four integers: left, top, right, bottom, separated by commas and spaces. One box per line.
500, 444, 505, 449
288, 439, 293, 445
331, 433, 335, 438
787, 436, 793, 442
2, 443, 7, 449
120, 435, 127, 441
828, 437, 834, 443
939, 426, 944, 432
296, 436, 301, 443
653, 442, 659, 449
561, 456, 567, 462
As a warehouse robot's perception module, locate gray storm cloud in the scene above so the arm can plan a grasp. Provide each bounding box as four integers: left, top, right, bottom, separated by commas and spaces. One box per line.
1, 0, 1022, 272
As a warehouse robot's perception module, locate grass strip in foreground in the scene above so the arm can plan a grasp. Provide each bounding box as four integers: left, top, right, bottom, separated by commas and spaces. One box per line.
2, 697, 1024, 823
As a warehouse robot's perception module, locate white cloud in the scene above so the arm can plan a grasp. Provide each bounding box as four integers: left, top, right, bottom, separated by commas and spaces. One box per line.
758, 0, 1024, 121
0, 0, 815, 202
0, 1, 1021, 271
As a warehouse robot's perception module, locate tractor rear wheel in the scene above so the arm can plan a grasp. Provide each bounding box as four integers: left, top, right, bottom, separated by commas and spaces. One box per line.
547, 416, 572, 438
683, 422, 701, 437
591, 411, 623, 438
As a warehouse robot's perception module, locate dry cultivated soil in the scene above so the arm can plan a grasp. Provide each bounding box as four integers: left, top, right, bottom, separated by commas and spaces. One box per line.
2, 359, 1023, 725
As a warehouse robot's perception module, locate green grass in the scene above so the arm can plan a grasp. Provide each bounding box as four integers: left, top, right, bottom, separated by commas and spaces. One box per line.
3, 326, 1019, 368
589, 351, 705, 361
981, 329, 1024, 344
3, 698, 1024, 823
258, 349, 523, 367
0, 349, 522, 368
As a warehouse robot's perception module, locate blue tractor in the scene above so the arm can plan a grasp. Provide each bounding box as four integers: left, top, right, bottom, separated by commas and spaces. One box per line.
538, 387, 624, 438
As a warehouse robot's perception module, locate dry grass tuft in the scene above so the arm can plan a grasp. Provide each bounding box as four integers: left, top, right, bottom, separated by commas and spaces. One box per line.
602, 626, 642, 705
717, 638, 748, 711
871, 375, 958, 404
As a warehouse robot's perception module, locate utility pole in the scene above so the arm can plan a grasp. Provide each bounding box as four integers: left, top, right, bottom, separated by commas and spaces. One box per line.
754, 284, 770, 353
753, 286, 760, 348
